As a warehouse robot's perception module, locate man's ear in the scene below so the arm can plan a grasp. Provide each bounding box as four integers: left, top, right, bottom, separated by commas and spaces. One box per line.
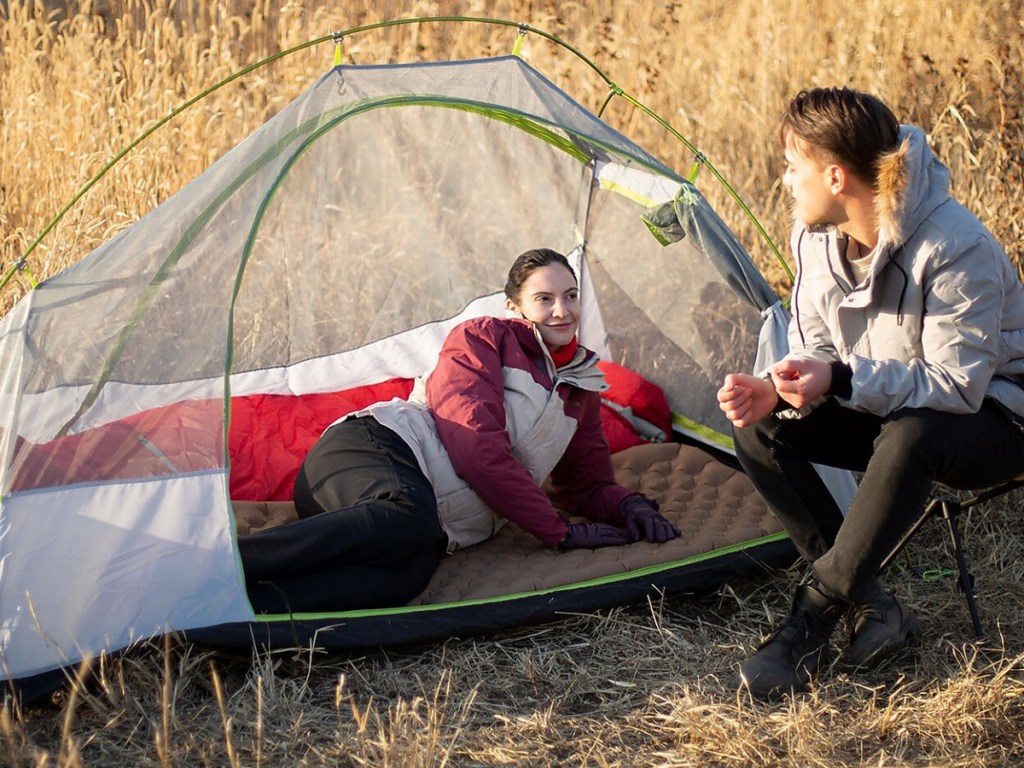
828, 163, 848, 194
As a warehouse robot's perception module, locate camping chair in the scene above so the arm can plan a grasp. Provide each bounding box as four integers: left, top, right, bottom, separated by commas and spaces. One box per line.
879, 475, 1024, 640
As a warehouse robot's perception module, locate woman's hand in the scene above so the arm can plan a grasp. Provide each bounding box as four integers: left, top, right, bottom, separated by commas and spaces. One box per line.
619, 495, 680, 543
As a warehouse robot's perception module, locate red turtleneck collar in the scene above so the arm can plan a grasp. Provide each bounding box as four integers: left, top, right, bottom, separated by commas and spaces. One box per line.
549, 336, 579, 368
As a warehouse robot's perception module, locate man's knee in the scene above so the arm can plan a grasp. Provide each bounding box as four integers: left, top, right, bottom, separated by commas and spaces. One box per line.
874, 409, 946, 459
731, 414, 777, 456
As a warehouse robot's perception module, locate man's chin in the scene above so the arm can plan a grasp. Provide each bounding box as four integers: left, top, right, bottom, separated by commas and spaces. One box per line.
792, 206, 834, 230
795, 213, 833, 231
790, 202, 813, 228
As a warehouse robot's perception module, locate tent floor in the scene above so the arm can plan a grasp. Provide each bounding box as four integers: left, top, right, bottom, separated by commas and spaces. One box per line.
229, 440, 791, 611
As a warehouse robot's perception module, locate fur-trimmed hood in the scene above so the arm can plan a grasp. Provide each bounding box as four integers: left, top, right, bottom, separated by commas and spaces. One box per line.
874, 125, 951, 249
787, 123, 1024, 421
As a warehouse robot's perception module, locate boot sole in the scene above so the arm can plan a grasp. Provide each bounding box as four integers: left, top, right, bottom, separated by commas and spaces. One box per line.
740, 648, 828, 699
739, 668, 812, 700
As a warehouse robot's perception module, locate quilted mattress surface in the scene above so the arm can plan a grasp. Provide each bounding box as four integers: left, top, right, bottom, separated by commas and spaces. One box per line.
232, 440, 784, 606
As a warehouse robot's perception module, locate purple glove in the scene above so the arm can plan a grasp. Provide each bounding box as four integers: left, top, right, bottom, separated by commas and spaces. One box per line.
620, 495, 680, 543
559, 522, 632, 549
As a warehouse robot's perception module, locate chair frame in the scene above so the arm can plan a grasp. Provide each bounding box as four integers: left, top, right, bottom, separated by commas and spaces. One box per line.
880, 478, 1024, 639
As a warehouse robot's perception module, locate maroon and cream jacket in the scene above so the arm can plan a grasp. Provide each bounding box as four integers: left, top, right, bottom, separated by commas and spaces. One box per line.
358, 316, 634, 550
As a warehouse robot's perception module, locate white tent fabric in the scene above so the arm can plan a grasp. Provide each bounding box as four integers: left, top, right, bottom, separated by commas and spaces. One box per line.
0, 55, 819, 690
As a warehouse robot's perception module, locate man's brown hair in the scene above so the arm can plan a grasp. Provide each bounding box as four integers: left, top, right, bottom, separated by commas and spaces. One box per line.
780, 87, 900, 188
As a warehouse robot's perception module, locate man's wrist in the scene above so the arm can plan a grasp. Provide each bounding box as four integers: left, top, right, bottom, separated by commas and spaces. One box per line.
762, 371, 784, 412
827, 361, 853, 399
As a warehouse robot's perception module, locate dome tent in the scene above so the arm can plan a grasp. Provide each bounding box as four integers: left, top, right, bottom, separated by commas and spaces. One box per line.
0, 23, 810, 703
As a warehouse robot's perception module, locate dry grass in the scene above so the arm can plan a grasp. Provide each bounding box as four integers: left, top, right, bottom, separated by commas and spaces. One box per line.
2, 0, 1023, 308
3, 0, 1024, 765
5, 493, 1024, 766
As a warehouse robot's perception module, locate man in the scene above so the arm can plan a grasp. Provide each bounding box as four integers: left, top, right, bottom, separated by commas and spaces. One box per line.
718, 87, 1024, 699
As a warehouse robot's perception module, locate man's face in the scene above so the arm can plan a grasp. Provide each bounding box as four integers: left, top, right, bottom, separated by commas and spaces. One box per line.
782, 136, 840, 227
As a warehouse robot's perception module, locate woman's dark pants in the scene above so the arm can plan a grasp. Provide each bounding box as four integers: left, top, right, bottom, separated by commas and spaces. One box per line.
237, 416, 444, 613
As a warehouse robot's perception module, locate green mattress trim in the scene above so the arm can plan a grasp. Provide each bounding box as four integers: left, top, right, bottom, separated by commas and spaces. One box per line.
252, 529, 790, 622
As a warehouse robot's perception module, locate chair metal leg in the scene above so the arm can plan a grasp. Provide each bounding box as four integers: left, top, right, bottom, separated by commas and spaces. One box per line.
880, 495, 986, 640
879, 497, 942, 573
937, 499, 985, 640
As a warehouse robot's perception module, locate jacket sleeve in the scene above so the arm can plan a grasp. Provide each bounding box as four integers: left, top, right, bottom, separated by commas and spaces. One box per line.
547, 388, 634, 523
426, 321, 570, 547
849, 235, 1005, 415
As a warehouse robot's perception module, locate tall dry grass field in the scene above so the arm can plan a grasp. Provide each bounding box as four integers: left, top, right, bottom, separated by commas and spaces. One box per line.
3, 0, 1024, 307
2, 1, 1024, 766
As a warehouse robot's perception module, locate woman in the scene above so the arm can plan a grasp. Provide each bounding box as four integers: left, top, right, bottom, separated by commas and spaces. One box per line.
239, 248, 678, 613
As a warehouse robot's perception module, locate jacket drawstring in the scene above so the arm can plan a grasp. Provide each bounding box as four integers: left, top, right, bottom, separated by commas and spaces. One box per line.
793, 230, 807, 347
826, 235, 854, 296
889, 250, 908, 326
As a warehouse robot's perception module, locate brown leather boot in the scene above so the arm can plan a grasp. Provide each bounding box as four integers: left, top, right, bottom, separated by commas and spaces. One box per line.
846, 588, 919, 668
739, 583, 844, 699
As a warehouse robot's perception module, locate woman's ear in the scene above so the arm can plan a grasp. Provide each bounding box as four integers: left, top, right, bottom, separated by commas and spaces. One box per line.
505, 298, 526, 320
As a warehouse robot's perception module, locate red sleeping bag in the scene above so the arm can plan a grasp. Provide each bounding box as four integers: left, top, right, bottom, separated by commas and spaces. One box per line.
10, 363, 670, 501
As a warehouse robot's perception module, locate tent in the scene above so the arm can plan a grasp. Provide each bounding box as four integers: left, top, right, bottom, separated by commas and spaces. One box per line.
0, 41, 814, 703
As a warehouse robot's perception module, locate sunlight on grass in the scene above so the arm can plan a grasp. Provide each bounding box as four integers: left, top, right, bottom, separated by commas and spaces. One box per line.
3, 1, 1024, 765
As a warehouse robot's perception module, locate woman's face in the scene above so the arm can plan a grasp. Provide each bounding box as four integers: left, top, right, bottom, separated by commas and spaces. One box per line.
506, 263, 580, 352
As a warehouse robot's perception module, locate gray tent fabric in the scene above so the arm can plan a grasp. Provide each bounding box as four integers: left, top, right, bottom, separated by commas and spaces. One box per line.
0, 55, 807, 693
642, 183, 790, 373
657, 184, 779, 309
642, 182, 858, 509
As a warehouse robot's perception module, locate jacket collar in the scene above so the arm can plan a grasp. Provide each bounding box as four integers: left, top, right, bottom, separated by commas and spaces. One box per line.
873, 125, 951, 251
508, 317, 607, 392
